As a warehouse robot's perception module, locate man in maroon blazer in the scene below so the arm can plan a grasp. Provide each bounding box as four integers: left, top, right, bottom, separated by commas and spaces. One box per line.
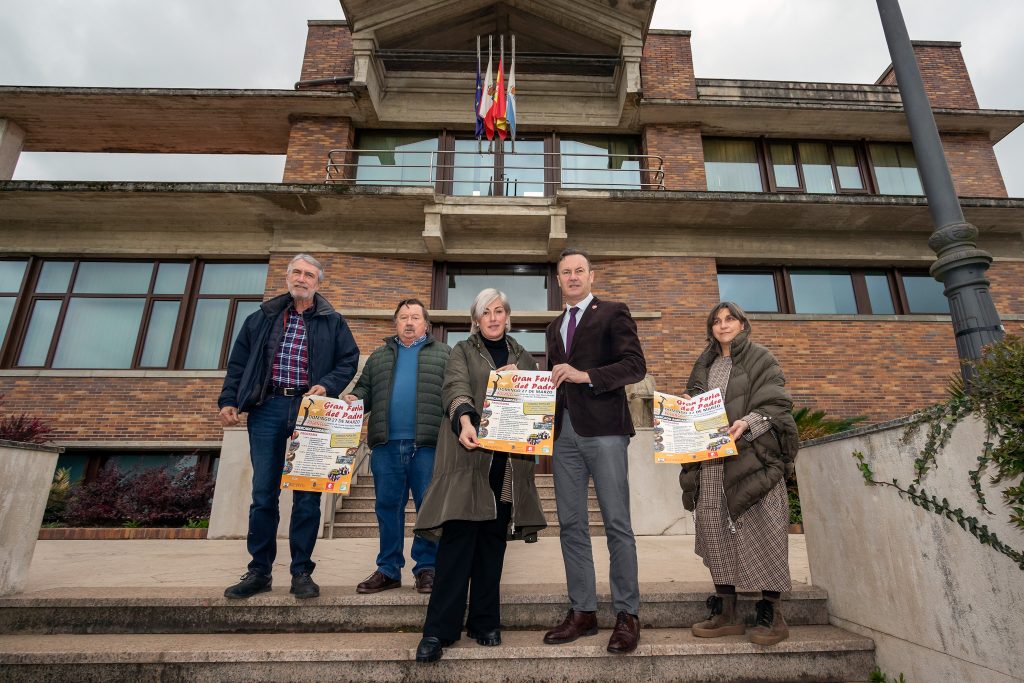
542, 247, 647, 654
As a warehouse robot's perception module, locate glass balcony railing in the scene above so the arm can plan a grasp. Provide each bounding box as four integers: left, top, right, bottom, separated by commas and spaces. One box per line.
324, 148, 665, 193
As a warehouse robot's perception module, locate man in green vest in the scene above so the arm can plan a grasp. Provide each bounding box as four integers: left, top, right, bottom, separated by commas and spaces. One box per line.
344, 298, 450, 594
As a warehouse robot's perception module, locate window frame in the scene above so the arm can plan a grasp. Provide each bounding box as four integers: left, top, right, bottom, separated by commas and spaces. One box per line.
717, 266, 945, 315
2, 258, 268, 370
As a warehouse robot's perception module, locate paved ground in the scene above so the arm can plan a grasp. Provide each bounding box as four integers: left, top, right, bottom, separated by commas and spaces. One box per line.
22, 535, 810, 593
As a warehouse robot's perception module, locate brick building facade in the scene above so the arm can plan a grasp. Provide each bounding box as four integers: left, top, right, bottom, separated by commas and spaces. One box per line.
0, 1, 1021, 480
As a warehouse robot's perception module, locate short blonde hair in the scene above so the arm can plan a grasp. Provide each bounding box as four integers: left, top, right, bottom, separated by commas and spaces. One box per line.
469, 288, 512, 334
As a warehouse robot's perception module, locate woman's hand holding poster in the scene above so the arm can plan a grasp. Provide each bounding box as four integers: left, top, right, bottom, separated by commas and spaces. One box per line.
281, 395, 364, 494
477, 370, 556, 456
653, 388, 739, 464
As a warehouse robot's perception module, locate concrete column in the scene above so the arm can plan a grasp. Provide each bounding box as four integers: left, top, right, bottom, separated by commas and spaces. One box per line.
0, 440, 61, 596
208, 426, 328, 540
0, 119, 27, 181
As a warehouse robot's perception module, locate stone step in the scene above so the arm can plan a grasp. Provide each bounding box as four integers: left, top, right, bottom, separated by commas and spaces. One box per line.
332, 508, 604, 525
336, 495, 595, 511
340, 484, 595, 503
327, 522, 604, 538
0, 626, 876, 682
0, 583, 830, 635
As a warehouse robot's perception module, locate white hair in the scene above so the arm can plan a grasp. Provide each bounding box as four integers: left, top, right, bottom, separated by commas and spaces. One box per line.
469, 288, 512, 334
288, 253, 324, 283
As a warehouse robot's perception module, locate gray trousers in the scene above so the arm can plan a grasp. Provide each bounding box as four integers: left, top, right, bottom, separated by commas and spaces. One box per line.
552, 413, 640, 615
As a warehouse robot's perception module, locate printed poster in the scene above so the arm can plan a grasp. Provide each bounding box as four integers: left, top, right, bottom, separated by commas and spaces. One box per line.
652, 388, 739, 464
476, 370, 556, 457
280, 395, 364, 494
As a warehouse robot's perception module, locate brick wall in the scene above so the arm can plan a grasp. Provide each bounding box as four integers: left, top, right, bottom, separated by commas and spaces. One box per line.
642, 125, 706, 190
878, 42, 979, 110
282, 117, 354, 182
0, 375, 225, 442
641, 32, 696, 100
298, 21, 354, 87
989, 261, 1024, 314
267, 252, 435, 354
942, 133, 1008, 198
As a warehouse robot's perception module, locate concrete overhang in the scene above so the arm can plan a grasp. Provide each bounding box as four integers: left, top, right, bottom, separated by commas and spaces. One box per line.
0, 87, 359, 154
1, 182, 1021, 263
640, 100, 1024, 143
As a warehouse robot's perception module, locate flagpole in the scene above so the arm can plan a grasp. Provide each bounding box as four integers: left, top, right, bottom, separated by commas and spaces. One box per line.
498, 34, 505, 157
510, 34, 516, 154
477, 35, 482, 155
487, 35, 494, 154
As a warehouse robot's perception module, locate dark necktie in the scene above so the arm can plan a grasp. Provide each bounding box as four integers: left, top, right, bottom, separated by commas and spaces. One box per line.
565, 306, 579, 354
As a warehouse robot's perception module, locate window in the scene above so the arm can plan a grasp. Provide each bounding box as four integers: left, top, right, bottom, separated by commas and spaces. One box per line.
703, 139, 764, 192
0, 260, 28, 350
560, 136, 642, 190
56, 449, 219, 484
868, 142, 924, 195
704, 137, 918, 195
4, 259, 267, 369
718, 267, 946, 315
354, 131, 439, 187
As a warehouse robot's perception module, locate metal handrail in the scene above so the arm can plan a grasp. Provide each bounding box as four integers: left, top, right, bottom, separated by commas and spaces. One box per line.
324, 440, 372, 539
325, 148, 665, 191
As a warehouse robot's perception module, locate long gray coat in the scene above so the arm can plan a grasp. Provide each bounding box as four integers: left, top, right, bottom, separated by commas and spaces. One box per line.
414, 333, 547, 542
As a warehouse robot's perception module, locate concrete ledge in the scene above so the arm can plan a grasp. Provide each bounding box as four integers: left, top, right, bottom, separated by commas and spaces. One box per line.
0, 626, 875, 683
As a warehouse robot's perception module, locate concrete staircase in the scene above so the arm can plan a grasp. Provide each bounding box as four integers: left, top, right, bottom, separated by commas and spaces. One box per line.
329, 473, 605, 538
0, 582, 875, 681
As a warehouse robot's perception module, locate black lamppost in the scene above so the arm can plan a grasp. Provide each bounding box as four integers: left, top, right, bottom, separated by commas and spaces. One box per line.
875, 0, 1004, 380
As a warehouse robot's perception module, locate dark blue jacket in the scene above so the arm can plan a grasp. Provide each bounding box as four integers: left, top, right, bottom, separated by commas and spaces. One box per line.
218, 292, 360, 413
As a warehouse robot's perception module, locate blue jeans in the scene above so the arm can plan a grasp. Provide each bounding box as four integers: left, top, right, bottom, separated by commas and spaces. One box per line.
246, 394, 322, 577
370, 439, 438, 579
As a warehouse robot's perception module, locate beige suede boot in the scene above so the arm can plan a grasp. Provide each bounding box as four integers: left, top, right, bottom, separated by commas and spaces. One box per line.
691, 593, 746, 637
748, 597, 790, 646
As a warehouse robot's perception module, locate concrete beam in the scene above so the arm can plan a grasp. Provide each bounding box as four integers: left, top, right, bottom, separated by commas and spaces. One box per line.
548, 206, 568, 258
422, 206, 446, 255
0, 119, 26, 180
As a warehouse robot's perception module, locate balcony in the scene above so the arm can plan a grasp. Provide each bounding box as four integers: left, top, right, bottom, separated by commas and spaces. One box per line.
324, 147, 665, 194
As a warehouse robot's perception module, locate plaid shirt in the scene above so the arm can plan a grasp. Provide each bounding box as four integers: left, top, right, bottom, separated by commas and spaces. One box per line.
270, 306, 309, 388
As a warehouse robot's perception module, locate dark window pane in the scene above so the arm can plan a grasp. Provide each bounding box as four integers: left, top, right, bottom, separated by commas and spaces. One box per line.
154, 263, 190, 295
0, 297, 15, 342
560, 136, 640, 190
903, 275, 949, 313
864, 273, 895, 314
185, 299, 230, 369
834, 145, 864, 190
199, 264, 268, 295
230, 301, 261, 349
73, 262, 153, 294
355, 132, 437, 186
453, 139, 495, 196
799, 142, 835, 194
870, 143, 923, 195
703, 139, 763, 192
0, 260, 27, 291
716, 273, 779, 312
770, 144, 799, 188
17, 299, 62, 366
447, 266, 548, 312
791, 270, 857, 313
52, 298, 145, 368
36, 262, 73, 294
55, 452, 91, 483
107, 452, 199, 474
139, 301, 181, 367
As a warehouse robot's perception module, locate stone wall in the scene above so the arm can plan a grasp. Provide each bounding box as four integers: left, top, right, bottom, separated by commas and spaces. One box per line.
797, 417, 1024, 682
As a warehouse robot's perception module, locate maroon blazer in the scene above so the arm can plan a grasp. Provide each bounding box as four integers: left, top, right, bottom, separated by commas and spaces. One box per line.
546, 297, 647, 438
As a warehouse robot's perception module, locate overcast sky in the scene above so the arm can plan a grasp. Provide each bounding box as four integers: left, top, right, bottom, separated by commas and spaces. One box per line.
2, 0, 1022, 196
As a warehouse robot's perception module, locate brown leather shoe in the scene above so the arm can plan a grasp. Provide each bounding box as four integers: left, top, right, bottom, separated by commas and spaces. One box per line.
414, 569, 434, 594
356, 570, 401, 594
543, 608, 598, 644
606, 611, 640, 654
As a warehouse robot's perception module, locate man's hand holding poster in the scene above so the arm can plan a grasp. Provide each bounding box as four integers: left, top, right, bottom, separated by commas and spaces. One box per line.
477, 370, 556, 456
653, 388, 739, 464
281, 395, 364, 494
